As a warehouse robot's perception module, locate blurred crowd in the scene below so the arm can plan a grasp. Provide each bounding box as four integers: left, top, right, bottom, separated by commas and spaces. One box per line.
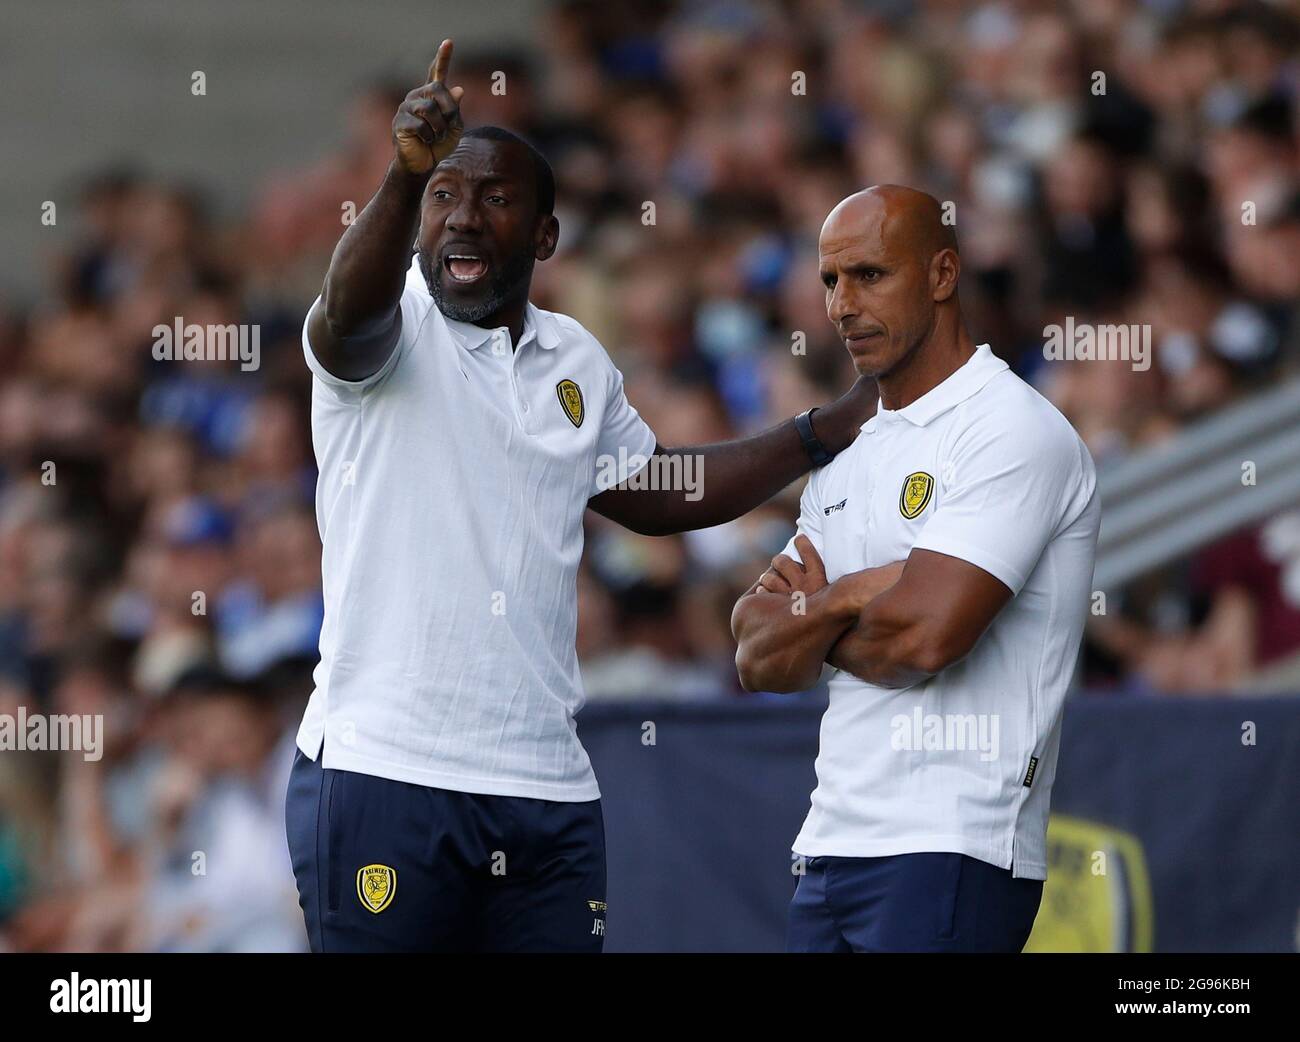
1, 0, 1298, 949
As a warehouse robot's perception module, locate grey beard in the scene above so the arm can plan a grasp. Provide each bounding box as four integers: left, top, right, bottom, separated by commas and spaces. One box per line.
420, 248, 535, 324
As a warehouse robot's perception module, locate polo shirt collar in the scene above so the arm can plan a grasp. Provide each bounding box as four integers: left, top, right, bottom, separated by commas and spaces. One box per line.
441, 303, 560, 353
862, 343, 1006, 432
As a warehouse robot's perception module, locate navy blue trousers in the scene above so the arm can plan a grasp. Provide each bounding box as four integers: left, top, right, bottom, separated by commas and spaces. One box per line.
284, 750, 607, 952
787, 852, 1043, 953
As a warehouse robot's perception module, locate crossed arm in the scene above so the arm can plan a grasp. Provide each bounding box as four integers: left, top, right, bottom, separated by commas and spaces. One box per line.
731, 537, 1012, 693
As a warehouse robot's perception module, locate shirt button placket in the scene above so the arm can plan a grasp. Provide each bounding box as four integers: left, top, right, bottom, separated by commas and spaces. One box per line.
509, 344, 532, 432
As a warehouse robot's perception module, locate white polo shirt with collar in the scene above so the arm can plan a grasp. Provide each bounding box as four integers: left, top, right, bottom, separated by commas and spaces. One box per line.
295, 257, 657, 801
783, 344, 1100, 879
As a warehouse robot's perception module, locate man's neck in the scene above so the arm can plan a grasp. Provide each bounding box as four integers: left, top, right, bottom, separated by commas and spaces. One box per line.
469, 298, 528, 350
878, 322, 977, 412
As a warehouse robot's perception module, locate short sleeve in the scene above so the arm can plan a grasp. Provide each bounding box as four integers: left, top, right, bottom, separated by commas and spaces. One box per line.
911, 411, 1095, 595
590, 360, 658, 496
302, 280, 430, 401
779, 471, 826, 566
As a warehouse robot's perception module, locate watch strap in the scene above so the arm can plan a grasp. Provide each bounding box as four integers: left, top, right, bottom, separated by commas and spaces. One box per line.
795, 408, 834, 466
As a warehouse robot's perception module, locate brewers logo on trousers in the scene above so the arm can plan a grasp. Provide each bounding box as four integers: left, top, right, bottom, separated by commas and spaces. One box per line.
357, 864, 396, 913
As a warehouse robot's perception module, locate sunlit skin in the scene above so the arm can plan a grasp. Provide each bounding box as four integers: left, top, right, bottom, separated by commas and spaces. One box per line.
417, 137, 558, 341
310, 36, 883, 542
819, 185, 976, 410
733, 184, 1012, 693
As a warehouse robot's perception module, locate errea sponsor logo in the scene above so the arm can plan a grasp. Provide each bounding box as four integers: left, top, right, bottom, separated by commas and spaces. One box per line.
588, 898, 607, 937
50, 973, 151, 1022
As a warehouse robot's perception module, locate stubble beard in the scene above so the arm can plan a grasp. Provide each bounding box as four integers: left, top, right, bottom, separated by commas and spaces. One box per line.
419, 247, 536, 325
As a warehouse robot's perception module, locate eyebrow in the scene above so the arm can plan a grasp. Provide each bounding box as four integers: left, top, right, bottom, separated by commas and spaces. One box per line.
430, 167, 521, 186
820, 258, 888, 277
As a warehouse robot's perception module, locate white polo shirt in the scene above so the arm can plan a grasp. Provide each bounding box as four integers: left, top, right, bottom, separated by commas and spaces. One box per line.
295, 258, 657, 800
784, 344, 1099, 879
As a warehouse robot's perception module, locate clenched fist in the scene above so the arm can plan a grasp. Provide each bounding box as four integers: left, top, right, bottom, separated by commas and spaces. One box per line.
392, 39, 465, 176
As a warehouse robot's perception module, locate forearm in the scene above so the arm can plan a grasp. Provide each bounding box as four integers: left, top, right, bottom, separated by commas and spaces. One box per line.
674, 385, 876, 528
826, 586, 941, 689
828, 550, 1011, 688
320, 162, 428, 336
308, 39, 463, 380
598, 383, 873, 536
654, 420, 815, 533
733, 583, 860, 693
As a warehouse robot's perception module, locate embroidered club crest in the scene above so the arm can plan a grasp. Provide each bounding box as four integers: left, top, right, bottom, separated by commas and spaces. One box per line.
557, 379, 584, 427
356, 864, 396, 913
899, 471, 934, 519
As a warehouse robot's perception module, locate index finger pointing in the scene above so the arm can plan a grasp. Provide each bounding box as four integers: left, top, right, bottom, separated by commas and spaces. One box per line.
427, 38, 453, 84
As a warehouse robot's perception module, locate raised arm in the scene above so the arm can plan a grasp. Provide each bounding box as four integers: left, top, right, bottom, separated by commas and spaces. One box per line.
307, 39, 465, 381
588, 377, 875, 536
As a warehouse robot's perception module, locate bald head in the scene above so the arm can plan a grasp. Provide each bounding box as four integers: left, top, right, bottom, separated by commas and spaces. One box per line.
818, 184, 964, 380
821, 185, 958, 262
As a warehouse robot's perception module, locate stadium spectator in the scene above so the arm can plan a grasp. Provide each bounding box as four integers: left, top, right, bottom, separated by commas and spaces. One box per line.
0, 0, 1296, 950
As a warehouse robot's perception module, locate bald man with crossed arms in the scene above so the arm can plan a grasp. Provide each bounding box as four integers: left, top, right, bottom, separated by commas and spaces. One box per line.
732, 186, 1100, 953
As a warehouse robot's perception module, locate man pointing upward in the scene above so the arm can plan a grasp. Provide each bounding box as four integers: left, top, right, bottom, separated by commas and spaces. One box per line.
284, 40, 876, 952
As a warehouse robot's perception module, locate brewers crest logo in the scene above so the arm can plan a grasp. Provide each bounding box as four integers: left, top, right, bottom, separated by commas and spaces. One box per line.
899, 471, 934, 519
356, 864, 396, 913
556, 379, 584, 428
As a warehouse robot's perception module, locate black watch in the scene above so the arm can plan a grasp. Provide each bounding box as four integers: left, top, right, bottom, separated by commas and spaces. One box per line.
794, 408, 834, 466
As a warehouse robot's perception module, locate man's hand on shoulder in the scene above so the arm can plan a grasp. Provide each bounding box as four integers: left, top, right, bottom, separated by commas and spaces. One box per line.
808, 375, 878, 455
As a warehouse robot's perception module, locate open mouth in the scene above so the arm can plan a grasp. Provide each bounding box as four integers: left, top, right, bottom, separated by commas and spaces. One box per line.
444, 253, 489, 284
